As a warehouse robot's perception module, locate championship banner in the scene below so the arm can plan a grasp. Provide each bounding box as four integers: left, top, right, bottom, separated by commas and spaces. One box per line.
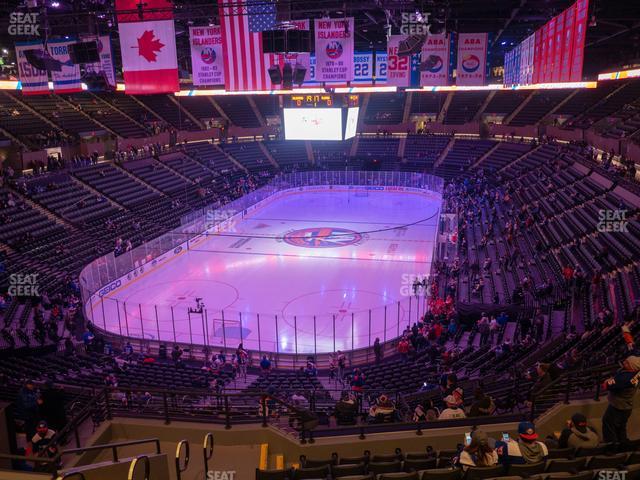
540, 21, 551, 83
523, 33, 536, 84
15, 41, 49, 95
560, 3, 576, 82
503, 49, 513, 85
81, 35, 116, 88
47, 38, 83, 93
386, 35, 412, 86
513, 43, 522, 84
456, 33, 488, 86
552, 11, 565, 82
570, 0, 589, 81
532, 29, 543, 84
189, 26, 225, 86
420, 34, 452, 86
314, 17, 354, 82
116, 0, 179, 94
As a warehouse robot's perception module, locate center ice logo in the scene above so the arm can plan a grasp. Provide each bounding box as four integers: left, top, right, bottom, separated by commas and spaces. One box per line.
283, 227, 362, 248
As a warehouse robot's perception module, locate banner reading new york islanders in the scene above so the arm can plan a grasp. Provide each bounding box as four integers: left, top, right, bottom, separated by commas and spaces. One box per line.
314, 17, 354, 82
189, 26, 225, 86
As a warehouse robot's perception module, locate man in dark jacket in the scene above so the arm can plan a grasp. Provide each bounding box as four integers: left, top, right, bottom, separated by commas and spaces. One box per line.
558, 413, 599, 449
16, 380, 40, 439
601, 354, 640, 445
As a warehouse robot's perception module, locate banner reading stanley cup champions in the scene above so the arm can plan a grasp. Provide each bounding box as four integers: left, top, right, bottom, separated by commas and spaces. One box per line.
456, 33, 488, 86
314, 17, 354, 82
420, 34, 452, 86
189, 25, 225, 86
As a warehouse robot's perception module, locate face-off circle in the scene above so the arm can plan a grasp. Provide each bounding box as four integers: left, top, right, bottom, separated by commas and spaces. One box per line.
283, 227, 363, 248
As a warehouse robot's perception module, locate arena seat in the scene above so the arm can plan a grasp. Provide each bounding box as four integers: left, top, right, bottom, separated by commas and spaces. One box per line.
332, 463, 367, 477
507, 462, 547, 477
419, 468, 462, 480
290, 465, 331, 479
367, 460, 403, 475
404, 459, 439, 472
585, 454, 628, 470
464, 466, 505, 480
379, 472, 420, 480
255, 468, 290, 480
545, 458, 587, 473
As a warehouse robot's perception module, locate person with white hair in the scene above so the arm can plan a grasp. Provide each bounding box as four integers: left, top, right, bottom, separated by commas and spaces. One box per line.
601, 353, 640, 445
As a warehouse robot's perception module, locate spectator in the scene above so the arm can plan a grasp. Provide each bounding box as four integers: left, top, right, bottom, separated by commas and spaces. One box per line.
397, 337, 410, 361
469, 388, 495, 417
438, 395, 466, 420
459, 430, 498, 470
368, 394, 398, 422
601, 353, 640, 445
496, 421, 549, 466
373, 337, 383, 364
413, 400, 439, 422
38, 382, 67, 432
259, 355, 271, 373
334, 392, 357, 425
31, 421, 56, 457
558, 413, 599, 449
17, 380, 40, 439
351, 368, 366, 393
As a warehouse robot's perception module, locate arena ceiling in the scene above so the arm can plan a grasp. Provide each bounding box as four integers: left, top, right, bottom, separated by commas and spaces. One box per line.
0, 0, 638, 80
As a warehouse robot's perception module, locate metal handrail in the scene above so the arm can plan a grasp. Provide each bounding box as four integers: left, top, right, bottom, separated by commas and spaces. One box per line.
58, 438, 162, 462
175, 440, 189, 480
203, 433, 214, 477
127, 455, 150, 480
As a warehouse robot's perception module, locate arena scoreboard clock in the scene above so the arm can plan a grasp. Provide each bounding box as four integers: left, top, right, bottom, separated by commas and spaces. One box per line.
286, 94, 359, 108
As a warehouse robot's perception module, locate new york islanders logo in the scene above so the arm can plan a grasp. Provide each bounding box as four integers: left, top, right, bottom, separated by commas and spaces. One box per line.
326, 41, 343, 60
283, 227, 362, 248
201, 47, 216, 64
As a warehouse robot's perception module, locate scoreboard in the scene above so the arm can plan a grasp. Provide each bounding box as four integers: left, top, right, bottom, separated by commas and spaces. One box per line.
282, 94, 360, 141
286, 94, 359, 109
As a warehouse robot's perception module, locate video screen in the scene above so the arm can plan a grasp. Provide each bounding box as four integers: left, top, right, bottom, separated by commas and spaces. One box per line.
283, 108, 343, 141
344, 107, 359, 140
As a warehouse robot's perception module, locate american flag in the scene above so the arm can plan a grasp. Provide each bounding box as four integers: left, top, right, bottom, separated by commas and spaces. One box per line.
219, 0, 278, 91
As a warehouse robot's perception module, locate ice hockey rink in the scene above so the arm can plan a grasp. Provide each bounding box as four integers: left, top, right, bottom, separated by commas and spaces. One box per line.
92, 188, 442, 354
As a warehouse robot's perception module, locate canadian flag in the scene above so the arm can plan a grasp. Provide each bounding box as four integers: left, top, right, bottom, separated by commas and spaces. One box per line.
116, 0, 179, 94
